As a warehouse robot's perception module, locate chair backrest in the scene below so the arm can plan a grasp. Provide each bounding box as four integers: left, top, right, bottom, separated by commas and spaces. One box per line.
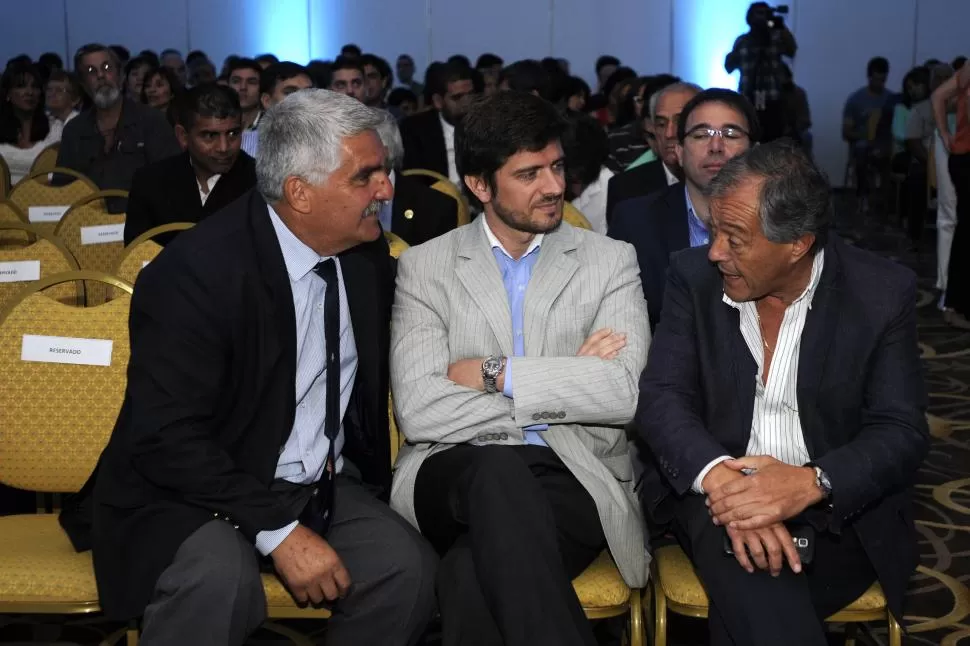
0, 201, 31, 249
112, 222, 194, 297
384, 230, 410, 466
54, 190, 129, 306
401, 168, 451, 185
384, 230, 410, 260
9, 168, 98, 237
0, 221, 82, 311
0, 154, 10, 198
430, 179, 471, 226
564, 202, 593, 230
0, 271, 132, 493
28, 142, 60, 176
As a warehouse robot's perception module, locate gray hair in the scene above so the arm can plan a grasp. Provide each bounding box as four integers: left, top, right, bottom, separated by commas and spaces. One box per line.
649, 82, 702, 120
704, 139, 831, 252
256, 88, 385, 202
375, 111, 405, 171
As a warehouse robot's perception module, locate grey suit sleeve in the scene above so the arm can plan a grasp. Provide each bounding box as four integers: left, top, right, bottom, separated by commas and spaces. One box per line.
510, 243, 650, 427
391, 248, 519, 444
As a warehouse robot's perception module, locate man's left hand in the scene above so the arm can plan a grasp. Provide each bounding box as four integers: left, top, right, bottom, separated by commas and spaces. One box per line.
447, 358, 505, 392
706, 456, 823, 530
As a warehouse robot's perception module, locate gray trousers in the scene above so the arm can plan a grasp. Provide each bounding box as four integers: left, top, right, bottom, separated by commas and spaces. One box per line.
139, 476, 438, 646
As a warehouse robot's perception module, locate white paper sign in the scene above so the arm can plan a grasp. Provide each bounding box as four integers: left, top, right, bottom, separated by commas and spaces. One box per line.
0, 260, 40, 283
27, 205, 69, 223
21, 334, 113, 367
80, 224, 125, 245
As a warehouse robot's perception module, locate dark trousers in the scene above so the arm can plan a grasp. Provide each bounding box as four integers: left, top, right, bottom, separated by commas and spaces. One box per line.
671, 495, 875, 646
414, 445, 606, 646
945, 152, 970, 315
139, 476, 438, 646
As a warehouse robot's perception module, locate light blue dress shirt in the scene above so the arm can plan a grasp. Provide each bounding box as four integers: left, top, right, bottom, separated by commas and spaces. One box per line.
482, 217, 548, 446
240, 112, 261, 158
684, 187, 710, 248
254, 205, 359, 556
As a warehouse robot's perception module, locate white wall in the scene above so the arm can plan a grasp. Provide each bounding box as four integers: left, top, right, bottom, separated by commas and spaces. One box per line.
3, 0, 969, 184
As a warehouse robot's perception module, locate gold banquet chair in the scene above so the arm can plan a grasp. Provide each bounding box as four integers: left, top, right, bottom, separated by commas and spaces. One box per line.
651, 544, 901, 646
28, 142, 60, 176
0, 222, 82, 311
55, 190, 130, 306
9, 168, 98, 237
0, 271, 136, 646
0, 201, 31, 248
0, 154, 11, 198
564, 202, 593, 231
401, 168, 472, 226
113, 222, 195, 287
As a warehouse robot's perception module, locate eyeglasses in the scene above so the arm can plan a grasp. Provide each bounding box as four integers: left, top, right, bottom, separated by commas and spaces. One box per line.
685, 126, 749, 143
82, 62, 115, 78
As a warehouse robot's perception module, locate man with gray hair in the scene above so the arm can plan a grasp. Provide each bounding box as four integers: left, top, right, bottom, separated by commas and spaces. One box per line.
636, 139, 928, 645
375, 112, 458, 245
81, 88, 437, 645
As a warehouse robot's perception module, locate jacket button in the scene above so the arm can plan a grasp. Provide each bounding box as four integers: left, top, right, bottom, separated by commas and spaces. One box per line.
532, 413, 541, 421
557, 411, 566, 419
500, 432, 508, 440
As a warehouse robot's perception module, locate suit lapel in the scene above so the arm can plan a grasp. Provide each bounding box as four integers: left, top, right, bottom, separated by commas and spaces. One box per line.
663, 186, 690, 253
524, 224, 579, 355
456, 221, 514, 355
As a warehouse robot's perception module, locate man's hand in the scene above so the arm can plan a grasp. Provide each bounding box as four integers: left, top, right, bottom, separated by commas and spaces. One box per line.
447, 358, 489, 391
726, 523, 802, 576
576, 328, 627, 359
701, 461, 744, 495
706, 456, 822, 530
272, 524, 351, 605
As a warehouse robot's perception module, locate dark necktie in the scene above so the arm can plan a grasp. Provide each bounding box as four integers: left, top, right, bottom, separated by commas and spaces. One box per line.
300, 258, 341, 536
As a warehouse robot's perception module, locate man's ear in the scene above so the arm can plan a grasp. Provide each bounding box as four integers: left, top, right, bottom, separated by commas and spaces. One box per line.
260, 93, 271, 112
432, 94, 444, 112
463, 175, 492, 207
790, 234, 816, 263
282, 176, 313, 215
174, 124, 189, 151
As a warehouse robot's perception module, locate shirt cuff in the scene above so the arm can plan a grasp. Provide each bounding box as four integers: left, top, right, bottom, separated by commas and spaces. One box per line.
692, 455, 733, 494
501, 357, 513, 398
254, 520, 299, 556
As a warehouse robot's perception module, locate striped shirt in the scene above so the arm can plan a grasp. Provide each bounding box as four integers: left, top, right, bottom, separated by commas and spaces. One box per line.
693, 249, 825, 493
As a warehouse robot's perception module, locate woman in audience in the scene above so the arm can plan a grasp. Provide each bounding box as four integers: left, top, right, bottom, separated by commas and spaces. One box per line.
607, 76, 653, 170
561, 76, 590, 112
124, 56, 152, 101
562, 109, 613, 234
140, 66, 180, 126
892, 66, 930, 247
0, 62, 60, 185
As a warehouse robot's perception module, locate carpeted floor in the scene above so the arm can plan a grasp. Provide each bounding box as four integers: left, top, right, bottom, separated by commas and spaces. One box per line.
2, 201, 969, 645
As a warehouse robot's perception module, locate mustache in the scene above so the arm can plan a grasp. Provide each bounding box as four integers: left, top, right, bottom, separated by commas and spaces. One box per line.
363, 200, 385, 218
533, 195, 563, 208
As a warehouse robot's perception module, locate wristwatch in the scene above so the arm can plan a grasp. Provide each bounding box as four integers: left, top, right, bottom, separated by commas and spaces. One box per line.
807, 463, 833, 500
482, 356, 507, 394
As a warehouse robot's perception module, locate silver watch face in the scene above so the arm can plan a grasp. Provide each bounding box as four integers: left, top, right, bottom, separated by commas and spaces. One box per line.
483, 356, 504, 377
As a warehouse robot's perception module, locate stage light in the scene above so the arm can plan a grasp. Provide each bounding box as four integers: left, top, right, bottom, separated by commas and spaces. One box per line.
672, 0, 749, 90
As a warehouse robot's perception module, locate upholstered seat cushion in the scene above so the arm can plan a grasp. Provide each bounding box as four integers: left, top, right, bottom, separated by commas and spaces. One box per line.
572, 550, 632, 608
0, 514, 100, 607
654, 544, 888, 615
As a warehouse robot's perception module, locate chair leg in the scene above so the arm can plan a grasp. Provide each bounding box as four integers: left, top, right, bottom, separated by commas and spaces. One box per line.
126, 619, 139, 646
887, 612, 902, 646
652, 577, 667, 646
629, 588, 645, 646
843, 622, 857, 646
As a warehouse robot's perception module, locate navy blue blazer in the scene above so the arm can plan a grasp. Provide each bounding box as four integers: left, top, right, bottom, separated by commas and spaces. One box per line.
636, 235, 929, 619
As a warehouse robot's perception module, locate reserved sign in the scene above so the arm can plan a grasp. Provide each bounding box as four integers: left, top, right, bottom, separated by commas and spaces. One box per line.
0, 260, 40, 283
28, 205, 69, 223
21, 334, 113, 367
80, 224, 125, 245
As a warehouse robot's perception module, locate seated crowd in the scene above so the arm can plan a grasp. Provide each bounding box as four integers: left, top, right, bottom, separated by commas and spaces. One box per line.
0, 32, 948, 646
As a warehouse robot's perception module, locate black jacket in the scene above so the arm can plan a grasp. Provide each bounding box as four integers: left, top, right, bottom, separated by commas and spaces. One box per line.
399, 109, 448, 177
605, 159, 670, 227
391, 174, 458, 246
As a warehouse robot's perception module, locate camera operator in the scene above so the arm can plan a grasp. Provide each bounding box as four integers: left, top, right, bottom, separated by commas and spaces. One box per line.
725, 2, 797, 142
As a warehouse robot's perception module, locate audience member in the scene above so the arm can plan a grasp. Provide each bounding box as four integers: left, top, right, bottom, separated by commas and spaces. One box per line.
952, 55, 967, 71
374, 112, 458, 245
599, 66, 637, 128
637, 139, 928, 646
124, 56, 153, 102
610, 89, 757, 330
447, 54, 471, 69
187, 56, 217, 88
390, 90, 649, 646
138, 49, 160, 66
387, 87, 418, 118
561, 75, 590, 112
328, 56, 366, 103
780, 63, 812, 154
240, 62, 313, 158
725, 1, 798, 141
56, 44, 180, 207
562, 110, 613, 234
70, 89, 436, 645
399, 60, 479, 183
395, 54, 423, 100
219, 54, 241, 78
255, 53, 279, 69
891, 66, 930, 247
0, 62, 60, 184
933, 58, 970, 329
160, 48, 187, 87
306, 59, 333, 90
45, 69, 82, 129
110, 45, 131, 67
843, 56, 895, 213
140, 66, 180, 126
186, 50, 208, 67
498, 59, 553, 101
591, 54, 619, 103
475, 52, 504, 96
605, 82, 700, 225
360, 54, 392, 108
124, 83, 257, 245
607, 76, 653, 171
623, 74, 681, 171
37, 52, 63, 81
340, 43, 362, 58
227, 58, 262, 130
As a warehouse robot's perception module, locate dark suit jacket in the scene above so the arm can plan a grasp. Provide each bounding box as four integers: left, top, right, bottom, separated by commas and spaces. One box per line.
391, 174, 458, 246
608, 183, 689, 330
636, 236, 929, 620
605, 158, 670, 227
123, 151, 257, 245
85, 190, 394, 620
400, 109, 448, 177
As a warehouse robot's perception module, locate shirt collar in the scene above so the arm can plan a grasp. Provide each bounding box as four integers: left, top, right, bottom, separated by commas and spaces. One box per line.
684, 186, 708, 229
722, 248, 826, 310
663, 162, 679, 186
267, 203, 332, 282
438, 112, 455, 137
248, 111, 262, 131
481, 215, 542, 260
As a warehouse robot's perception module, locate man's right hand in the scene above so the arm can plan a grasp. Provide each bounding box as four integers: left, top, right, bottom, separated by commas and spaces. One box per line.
701, 461, 744, 495
726, 523, 802, 577
271, 524, 351, 605
577, 328, 627, 359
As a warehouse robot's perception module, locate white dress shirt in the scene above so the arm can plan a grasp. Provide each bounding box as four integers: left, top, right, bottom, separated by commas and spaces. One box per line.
254, 205, 359, 555
663, 162, 679, 187
692, 250, 825, 493
196, 173, 221, 206
572, 166, 614, 235
439, 113, 460, 185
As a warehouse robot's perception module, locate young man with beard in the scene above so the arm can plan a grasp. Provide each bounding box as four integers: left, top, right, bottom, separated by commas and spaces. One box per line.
399, 60, 480, 184
389, 91, 650, 646
56, 43, 180, 208
124, 84, 258, 245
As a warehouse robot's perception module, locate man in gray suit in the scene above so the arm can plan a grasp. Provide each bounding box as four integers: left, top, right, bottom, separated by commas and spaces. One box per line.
390, 91, 651, 646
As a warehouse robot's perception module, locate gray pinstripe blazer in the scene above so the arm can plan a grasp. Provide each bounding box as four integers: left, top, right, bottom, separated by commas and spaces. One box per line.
389, 217, 651, 587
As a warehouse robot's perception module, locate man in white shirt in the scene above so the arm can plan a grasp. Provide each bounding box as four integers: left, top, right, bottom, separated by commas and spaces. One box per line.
637, 140, 928, 646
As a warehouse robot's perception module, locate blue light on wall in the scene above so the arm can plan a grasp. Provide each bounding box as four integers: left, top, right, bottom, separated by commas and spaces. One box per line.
672, 0, 751, 90
244, 0, 311, 63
